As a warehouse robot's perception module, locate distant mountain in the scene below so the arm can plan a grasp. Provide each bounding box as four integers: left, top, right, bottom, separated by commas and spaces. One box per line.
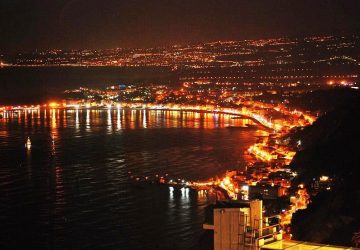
290, 89, 360, 246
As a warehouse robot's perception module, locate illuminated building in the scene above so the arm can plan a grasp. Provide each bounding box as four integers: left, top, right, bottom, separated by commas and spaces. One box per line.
203, 200, 282, 250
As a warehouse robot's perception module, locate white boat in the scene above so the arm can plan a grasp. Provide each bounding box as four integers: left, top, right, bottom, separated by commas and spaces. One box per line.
25, 137, 31, 149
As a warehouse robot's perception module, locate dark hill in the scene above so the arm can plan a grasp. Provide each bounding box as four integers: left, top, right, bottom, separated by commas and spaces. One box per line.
290, 89, 360, 246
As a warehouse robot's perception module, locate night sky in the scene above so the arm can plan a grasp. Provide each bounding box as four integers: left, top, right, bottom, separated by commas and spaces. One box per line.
1, 0, 360, 52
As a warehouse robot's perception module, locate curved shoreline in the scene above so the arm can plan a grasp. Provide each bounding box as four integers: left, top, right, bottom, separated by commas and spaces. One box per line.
1, 104, 279, 131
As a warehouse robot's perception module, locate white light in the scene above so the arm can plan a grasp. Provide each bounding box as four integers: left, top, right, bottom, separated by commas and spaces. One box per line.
241, 185, 249, 191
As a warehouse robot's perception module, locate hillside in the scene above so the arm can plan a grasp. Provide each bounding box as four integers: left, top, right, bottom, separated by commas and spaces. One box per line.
290, 89, 360, 246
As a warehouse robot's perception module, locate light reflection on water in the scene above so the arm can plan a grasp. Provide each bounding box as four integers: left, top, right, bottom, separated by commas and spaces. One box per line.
0, 108, 265, 249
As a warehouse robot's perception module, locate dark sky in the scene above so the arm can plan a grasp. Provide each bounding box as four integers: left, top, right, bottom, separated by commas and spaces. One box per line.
1, 0, 360, 52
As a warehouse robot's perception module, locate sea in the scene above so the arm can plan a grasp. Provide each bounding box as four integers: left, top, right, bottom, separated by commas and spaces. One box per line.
0, 67, 265, 249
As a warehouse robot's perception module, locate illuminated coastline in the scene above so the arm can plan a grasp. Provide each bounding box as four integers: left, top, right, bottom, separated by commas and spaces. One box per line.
0, 99, 317, 239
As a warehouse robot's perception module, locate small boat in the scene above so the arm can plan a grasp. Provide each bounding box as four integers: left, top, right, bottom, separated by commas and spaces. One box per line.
25, 137, 31, 149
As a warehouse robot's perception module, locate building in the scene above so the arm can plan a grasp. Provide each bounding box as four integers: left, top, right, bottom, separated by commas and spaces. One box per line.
203, 200, 282, 250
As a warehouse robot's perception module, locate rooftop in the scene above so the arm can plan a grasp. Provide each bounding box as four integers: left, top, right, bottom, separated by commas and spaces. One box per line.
262, 240, 358, 250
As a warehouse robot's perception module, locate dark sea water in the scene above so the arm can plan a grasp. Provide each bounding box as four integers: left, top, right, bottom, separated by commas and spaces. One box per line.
0, 108, 265, 249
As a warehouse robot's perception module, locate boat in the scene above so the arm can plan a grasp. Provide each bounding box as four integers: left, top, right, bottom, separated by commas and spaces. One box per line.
25, 137, 31, 149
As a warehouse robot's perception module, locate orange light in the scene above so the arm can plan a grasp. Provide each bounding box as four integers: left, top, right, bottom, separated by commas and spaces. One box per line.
320, 175, 329, 182
49, 102, 58, 108
223, 177, 231, 186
